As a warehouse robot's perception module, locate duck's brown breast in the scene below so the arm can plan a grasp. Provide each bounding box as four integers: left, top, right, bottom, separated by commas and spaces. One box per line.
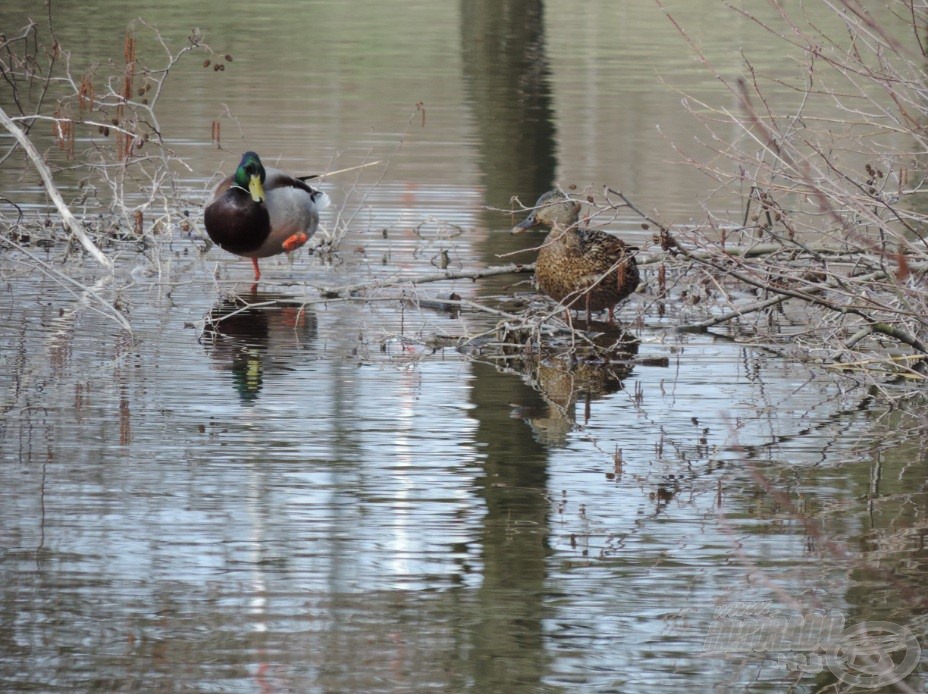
535, 229, 639, 311
204, 188, 271, 256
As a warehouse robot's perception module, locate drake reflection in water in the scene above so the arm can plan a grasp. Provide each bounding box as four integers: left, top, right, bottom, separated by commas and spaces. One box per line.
201, 293, 317, 402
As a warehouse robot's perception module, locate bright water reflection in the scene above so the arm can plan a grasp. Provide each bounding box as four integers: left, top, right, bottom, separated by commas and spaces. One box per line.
1, 0, 927, 691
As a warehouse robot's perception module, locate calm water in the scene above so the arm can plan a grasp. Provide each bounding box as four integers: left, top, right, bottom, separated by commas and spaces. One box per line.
1, 1, 927, 691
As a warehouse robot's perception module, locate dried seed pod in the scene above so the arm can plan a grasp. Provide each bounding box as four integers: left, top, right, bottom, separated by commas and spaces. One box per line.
124, 31, 136, 64
78, 74, 95, 113
122, 31, 136, 102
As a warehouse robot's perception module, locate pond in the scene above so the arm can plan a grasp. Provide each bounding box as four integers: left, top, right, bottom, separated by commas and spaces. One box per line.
1, 1, 926, 691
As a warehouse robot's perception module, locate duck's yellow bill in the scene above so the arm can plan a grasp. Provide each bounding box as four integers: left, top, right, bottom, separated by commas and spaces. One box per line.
249, 174, 266, 203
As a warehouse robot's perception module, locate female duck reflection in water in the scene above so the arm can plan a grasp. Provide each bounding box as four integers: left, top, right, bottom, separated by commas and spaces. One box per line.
512, 189, 640, 324
204, 151, 330, 281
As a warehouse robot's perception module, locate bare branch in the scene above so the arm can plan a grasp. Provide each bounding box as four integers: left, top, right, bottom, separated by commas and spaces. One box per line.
0, 104, 112, 268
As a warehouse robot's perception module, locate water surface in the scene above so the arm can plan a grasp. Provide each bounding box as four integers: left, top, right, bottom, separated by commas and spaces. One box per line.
1, 1, 926, 690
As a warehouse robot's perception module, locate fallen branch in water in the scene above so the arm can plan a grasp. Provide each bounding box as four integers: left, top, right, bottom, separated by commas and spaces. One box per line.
315, 262, 534, 297
632, 243, 857, 267
0, 105, 112, 269
667, 237, 928, 355
602, 178, 928, 371
676, 269, 888, 333
317, 237, 864, 298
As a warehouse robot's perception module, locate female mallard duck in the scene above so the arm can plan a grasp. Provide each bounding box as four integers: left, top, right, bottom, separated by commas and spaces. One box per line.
512, 189, 640, 323
204, 151, 329, 280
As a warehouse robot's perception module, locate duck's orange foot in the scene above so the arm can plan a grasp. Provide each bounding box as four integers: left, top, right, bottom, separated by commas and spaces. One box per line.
282, 232, 309, 253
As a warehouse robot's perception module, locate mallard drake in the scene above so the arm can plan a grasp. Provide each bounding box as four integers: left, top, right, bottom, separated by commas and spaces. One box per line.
204, 151, 329, 280
512, 189, 640, 323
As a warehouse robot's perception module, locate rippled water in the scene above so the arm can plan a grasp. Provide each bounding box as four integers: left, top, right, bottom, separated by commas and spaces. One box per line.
2, 1, 927, 691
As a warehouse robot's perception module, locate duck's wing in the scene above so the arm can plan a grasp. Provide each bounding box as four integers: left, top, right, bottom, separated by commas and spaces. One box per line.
264, 168, 330, 209
577, 229, 637, 258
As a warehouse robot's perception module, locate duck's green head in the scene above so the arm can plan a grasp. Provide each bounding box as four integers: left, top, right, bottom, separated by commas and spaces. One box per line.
234, 151, 267, 203
512, 190, 582, 233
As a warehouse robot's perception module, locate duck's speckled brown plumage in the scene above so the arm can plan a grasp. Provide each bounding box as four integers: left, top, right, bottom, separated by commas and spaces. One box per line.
513, 190, 640, 322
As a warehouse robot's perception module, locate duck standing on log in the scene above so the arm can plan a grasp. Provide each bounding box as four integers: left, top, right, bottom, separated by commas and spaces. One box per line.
204, 151, 329, 281
512, 189, 640, 323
